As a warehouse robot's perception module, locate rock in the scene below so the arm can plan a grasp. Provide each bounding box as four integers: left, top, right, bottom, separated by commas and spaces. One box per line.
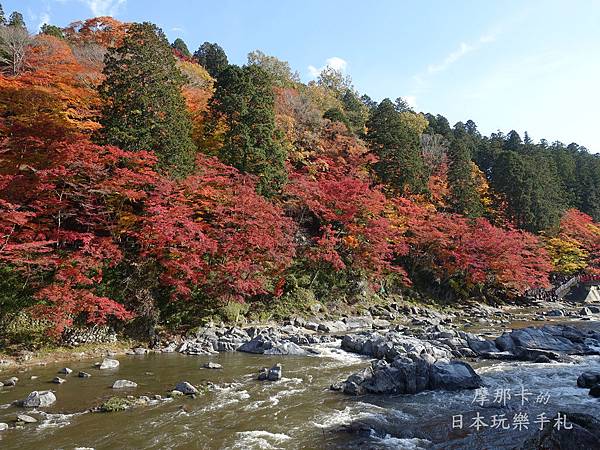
588, 305, 600, 314
58, 367, 72, 375
304, 321, 319, 331
22, 390, 56, 408
238, 333, 308, 356
590, 384, 600, 398
17, 414, 37, 424
264, 341, 307, 356
293, 317, 306, 328
524, 412, 600, 450
318, 320, 347, 333
577, 371, 600, 388
78, 371, 91, 378
52, 377, 66, 384
30, 376, 38, 380
580, 307, 593, 316
546, 309, 565, 317
112, 379, 137, 389
372, 319, 391, 330
2, 377, 18, 387
0, 423, 8, 431
339, 355, 481, 396
343, 316, 374, 330
132, 347, 148, 355
203, 362, 222, 369
174, 381, 198, 395
169, 390, 183, 397
534, 355, 553, 363
98, 358, 120, 370
258, 364, 282, 381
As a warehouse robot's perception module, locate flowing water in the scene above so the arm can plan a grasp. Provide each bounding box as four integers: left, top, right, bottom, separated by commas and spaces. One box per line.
0, 340, 599, 449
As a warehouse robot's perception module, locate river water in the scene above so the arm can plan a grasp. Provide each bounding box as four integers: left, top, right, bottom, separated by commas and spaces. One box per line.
0, 338, 599, 449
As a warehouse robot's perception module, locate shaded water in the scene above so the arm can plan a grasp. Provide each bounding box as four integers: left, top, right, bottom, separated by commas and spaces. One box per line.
0, 340, 599, 449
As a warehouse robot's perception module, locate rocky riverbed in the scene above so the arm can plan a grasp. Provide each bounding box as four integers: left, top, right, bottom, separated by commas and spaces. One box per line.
0, 300, 599, 449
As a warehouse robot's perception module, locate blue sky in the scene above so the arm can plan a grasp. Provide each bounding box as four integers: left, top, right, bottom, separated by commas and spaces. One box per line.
5, 0, 600, 151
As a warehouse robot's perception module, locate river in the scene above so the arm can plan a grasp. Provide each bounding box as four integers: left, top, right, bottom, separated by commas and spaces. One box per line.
1, 331, 599, 450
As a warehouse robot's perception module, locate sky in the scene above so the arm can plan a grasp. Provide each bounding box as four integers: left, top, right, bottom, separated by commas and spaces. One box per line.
5, 0, 600, 151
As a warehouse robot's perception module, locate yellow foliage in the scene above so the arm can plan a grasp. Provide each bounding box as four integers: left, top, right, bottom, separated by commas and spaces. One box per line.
544, 236, 589, 274
399, 111, 428, 135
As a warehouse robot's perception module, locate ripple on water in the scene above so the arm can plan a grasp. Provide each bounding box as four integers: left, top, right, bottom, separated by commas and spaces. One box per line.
226, 430, 292, 450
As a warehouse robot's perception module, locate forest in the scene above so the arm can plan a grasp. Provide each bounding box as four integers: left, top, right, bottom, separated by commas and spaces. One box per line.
1, 6, 599, 342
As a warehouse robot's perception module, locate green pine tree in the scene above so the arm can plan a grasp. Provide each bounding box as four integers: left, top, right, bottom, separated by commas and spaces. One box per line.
366, 98, 427, 193
171, 38, 191, 58
97, 22, 196, 177
194, 42, 228, 78
209, 64, 287, 197
447, 132, 484, 217
0, 4, 6, 26
8, 11, 24, 28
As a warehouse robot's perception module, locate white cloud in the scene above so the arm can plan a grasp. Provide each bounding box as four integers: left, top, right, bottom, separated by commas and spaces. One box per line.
426, 32, 496, 75
401, 95, 417, 109
172, 27, 185, 33
308, 56, 348, 78
79, 0, 127, 16
38, 12, 51, 30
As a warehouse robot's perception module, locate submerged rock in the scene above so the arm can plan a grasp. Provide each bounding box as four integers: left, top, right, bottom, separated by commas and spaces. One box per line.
58, 367, 72, 375
0, 423, 8, 431
98, 358, 120, 370
590, 384, 600, 398
52, 377, 66, 384
17, 414, 37, 424
79, 371, 92, 378
203, 362, 222, 369
22, 390, 56, 408
338, 354, 481, 396
112, 379, 137, 389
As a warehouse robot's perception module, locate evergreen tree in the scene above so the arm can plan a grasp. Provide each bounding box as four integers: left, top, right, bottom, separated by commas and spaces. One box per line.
194, 42, 228, 78
341, 89, 368, 134
8, 11, 24, 28
491, 151, 565, 232
323, 107, 351, 131
171, 38, 191, 58
366, 98, 427, 193
0, 3, 6, 26
97, 22, 195, 177
40, 24, 64, 39
447, 132, 484, 217
209, 64, 287, 197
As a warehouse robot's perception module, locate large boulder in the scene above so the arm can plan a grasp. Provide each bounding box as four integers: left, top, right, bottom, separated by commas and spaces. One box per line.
338, 354, 481, 396
523, 412, 600, 450
343, 316, 374, 330
318, 320, 348, 333
22, 391, 56, 408
589, 384, 600, 398
341, 332, 453, 361
494, 325, 600, 361
238, 332, 308, 356
577, 371, 600, 388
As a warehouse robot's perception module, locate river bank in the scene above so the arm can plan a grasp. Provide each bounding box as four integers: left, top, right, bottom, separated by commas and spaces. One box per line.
1, 298, 599, 449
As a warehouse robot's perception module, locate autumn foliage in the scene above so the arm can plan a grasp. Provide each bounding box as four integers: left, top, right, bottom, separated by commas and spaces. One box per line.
1, 14, 598, 336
